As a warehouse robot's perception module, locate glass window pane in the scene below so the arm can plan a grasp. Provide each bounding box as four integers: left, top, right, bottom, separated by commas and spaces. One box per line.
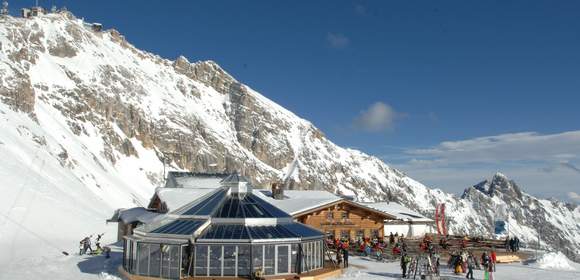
291, 244, 298, 273
137, 243, 150, 276
238, 245, 251, 276
300, 243, 305, 273
194, 245, 208, 276
123, 239, 129, 270
264, 245, 275, 275
161, 245, 171, 278
170, 245, 180, 279
277, 245, 289, 274
223, 245, 236, 276
209, 245, 222, 276
159, 245, 180, 279
149, 244, 161, 277
252, 245, 264, 275
131, 241, 137, 274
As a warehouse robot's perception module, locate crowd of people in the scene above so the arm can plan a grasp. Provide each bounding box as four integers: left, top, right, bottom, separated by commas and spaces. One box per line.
79, 233, 111, 258
506, 236, 520, 252
327, 232, 514, 279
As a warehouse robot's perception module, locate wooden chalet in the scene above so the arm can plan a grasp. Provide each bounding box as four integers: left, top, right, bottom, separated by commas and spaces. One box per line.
291, 198, 397, 241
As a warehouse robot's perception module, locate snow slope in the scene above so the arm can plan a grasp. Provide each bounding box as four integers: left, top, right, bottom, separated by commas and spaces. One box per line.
332, 255, 580, 280
0, 11, 578, 276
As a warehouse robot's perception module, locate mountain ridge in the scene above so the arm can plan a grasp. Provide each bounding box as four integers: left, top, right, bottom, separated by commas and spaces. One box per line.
0, 12, 578, 260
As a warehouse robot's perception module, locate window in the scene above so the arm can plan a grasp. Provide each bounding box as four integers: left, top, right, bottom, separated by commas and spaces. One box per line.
223, 246, 236, 276
137, 243, 150, 276
194, 245, 208, 276
264, 245, 275, 275
276, 245, 290, 274
340, 230, 349, 240
372, 229, 380, 238
209, 245, 222, 276
326, 211, 334, 220
160, 245, 180, 279
341, 211, 349, 219
123, 239, 129, 270
252, 245, 264, 274
291, 244, 299, 273
149, 244, 161, 277
356, 230, 364, 240
238, 245, 251, 276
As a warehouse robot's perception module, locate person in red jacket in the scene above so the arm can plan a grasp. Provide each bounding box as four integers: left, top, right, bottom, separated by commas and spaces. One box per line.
490, 250, 497, 272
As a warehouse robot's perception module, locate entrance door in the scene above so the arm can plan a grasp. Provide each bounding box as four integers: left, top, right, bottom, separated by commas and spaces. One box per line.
275, 245, 290, 274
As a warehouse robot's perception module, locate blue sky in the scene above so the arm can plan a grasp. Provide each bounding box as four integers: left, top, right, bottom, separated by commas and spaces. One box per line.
11, 1, 580, 201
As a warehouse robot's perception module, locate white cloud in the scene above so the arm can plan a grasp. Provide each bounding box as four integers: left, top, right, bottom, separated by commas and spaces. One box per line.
390, 130, 580, 201
406, 131, 580, 164
353, 102, 400, 132
568, 192, 580, 203
326, 33, 350, 49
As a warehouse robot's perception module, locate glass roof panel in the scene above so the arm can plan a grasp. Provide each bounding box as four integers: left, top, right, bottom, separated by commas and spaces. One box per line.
212, 193, 291, 219
182, 188, 227, 216
198, 224, 250, 240
281, 223, 324, 238
151, 220, 205, 235
246, 195, 290, 217
197, 223, 321, 240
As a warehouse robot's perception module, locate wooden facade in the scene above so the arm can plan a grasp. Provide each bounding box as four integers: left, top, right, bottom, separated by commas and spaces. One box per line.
293, 200, 395, 241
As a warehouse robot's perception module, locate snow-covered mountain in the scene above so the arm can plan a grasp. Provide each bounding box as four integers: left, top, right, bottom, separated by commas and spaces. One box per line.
0, 11, 578, 264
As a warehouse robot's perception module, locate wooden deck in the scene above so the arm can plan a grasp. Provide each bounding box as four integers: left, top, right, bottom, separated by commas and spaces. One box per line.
118, 264, 343, 280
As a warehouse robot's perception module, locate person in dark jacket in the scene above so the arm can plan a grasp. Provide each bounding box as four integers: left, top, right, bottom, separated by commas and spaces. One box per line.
342, 248, 349, 268
466, 253, 475, 279
401, 253, 411, 278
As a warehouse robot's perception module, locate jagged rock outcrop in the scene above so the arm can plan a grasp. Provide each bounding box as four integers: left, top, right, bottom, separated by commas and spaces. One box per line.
0, 13, 578, 257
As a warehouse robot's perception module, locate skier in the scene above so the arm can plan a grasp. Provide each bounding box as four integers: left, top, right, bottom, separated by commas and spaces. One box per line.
485, 256, 495, 280
490, 250, 497, 272
401, 252, 411, 278
342, 247, 349, 268
514, 237, 520, 252
481, 251, 492, 280
389, 232, 395, 245
465, 252, 475, 279
83, 236, 93, 254
79, 239, 85, 255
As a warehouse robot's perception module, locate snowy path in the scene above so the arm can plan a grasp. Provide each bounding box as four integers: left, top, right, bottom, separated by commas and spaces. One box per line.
332, 256, 580, 280
0, 241, 122, 280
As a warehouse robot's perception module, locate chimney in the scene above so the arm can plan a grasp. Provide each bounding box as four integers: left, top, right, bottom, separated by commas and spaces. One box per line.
271, 182, 284, 200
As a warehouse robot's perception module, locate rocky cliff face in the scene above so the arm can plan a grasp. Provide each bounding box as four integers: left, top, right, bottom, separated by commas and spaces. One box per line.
0, 12, 578, 257
462, 173, 580, 256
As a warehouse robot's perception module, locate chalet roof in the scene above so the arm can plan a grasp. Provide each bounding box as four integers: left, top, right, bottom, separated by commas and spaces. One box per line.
362, 202, 433, 222
108, 207, 161, 224
166, 171, 227, 189
254, 190, 343, 216
154, 187, 216, 211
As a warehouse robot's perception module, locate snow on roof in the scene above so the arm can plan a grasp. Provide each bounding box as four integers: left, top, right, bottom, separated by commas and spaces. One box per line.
111, 207, 162, 224
363, 202, 433, 222
254, 189, 342, 216
168, 172, 226, 189
155, 187, 216, 212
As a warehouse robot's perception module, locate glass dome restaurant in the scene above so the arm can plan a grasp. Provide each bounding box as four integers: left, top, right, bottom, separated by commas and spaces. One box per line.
121, 174, 326, 279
